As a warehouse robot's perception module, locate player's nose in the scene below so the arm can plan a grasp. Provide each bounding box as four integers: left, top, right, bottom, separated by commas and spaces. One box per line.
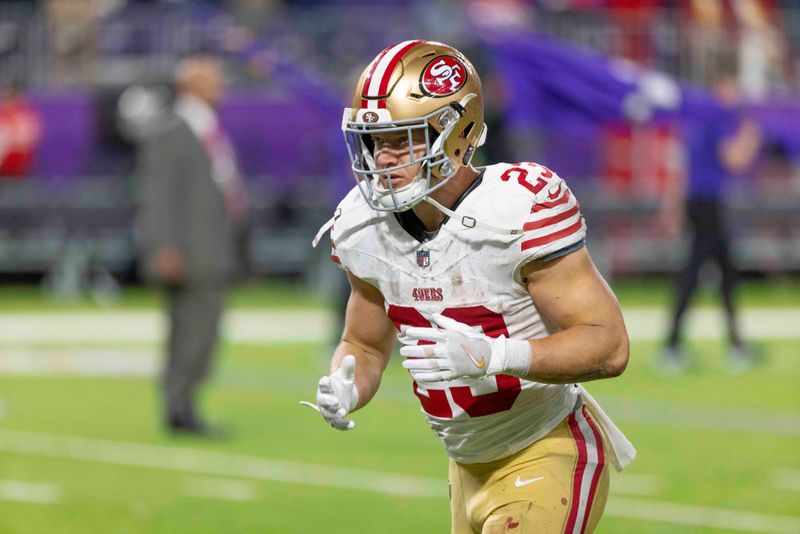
375, 149, 399, 167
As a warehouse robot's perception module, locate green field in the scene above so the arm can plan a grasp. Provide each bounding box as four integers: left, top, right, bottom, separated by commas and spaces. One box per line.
0, 280, 798, 533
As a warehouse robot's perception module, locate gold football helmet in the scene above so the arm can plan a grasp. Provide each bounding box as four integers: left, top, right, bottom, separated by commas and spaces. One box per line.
342, 40, 487, 211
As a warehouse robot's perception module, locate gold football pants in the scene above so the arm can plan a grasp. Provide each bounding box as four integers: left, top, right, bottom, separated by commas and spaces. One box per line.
449, 405, 609, 534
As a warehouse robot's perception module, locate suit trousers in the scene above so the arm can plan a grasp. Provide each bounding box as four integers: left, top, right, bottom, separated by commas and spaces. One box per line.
163, 283, 225, 420
667, 198, 741, 347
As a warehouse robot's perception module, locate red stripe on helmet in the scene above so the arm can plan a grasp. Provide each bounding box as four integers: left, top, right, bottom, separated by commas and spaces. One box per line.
377, 40, 422, 97
361, 45, 393, 100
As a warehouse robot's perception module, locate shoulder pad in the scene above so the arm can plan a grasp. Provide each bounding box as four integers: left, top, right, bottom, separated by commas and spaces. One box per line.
330, 186, 380, 244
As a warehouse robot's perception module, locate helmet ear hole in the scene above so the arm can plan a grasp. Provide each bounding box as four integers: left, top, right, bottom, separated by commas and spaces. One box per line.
462, 121, 474, 138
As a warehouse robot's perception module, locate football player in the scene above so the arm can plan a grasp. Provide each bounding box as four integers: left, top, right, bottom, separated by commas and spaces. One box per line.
304, 41, 635, 533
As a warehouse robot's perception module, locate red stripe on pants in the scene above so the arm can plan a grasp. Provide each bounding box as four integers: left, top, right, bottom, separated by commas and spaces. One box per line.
579, 406, 606, 534
564, 413, 587, 533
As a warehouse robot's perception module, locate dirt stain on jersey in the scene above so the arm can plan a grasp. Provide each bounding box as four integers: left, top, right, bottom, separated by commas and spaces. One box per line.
389, 276, 400, 298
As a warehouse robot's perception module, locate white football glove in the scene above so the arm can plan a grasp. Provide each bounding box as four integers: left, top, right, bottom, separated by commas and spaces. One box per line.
300, 355, 359, 431
399, 314, 531, 383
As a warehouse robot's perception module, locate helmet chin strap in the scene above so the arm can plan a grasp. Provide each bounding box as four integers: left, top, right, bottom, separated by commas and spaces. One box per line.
421, 196, 523, 236
362, 146, 422, 210
375, 180, 424, 210
373, 168, 427, 210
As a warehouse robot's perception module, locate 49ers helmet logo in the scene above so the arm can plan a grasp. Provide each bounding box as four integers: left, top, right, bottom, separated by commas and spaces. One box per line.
420, 56, 467, 97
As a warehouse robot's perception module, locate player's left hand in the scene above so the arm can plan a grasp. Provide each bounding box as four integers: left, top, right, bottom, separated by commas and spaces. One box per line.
300, 355, 359, 430
399, 314, 506, 382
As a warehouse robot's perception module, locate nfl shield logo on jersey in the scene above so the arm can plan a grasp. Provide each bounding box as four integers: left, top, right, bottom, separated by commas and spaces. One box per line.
416, 248, 430, 268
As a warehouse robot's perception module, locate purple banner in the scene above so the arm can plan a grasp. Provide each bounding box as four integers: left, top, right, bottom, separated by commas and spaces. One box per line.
29, 90, 96, 179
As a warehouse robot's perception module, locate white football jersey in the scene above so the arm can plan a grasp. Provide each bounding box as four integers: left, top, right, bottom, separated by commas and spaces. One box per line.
331, 162, 588, 464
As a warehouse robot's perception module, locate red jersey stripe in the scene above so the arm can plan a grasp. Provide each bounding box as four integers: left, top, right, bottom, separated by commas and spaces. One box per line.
330, 255, 342, 265
521, 219, 584, 251
564, 413, 587, 534
523, 204, 580, 232
531, 190, 575, 213
532, 189, 571, 212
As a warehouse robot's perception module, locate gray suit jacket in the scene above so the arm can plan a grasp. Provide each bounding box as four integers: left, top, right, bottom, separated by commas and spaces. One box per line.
136, 116, 236, 285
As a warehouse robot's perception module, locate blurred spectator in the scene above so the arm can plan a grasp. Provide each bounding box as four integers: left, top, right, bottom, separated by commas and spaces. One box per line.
685, 0, 729, 86
607, 0, 660, 66
733, 0, 785, 101
136, 56, 248, 436
683, 0, 788, 94
46, 0, 97, 85
466, 0, 533, 29
660, 74, 763, 373
0, 81, 41, 178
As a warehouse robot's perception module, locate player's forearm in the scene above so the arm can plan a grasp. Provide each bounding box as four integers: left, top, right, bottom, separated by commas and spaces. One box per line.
519, 324, 629, 384
331, 339, 390, 410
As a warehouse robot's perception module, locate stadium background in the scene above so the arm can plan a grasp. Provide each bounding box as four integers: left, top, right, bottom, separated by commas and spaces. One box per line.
0, 1, 798, 533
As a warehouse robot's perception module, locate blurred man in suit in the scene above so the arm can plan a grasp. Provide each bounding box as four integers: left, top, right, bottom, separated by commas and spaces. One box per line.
137, 56, 248, 435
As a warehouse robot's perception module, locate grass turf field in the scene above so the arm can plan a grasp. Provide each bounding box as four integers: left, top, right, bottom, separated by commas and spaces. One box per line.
0, 279, 798, 533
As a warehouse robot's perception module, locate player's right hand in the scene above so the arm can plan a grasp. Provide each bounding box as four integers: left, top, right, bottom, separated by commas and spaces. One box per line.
300, 355, 359, 431
152, 245, 186, 284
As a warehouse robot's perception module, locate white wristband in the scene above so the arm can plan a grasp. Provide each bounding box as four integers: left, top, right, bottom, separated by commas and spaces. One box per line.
487, 337, 532, 377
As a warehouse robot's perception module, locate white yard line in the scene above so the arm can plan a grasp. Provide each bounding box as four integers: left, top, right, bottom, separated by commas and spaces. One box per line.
772, 469, 800, 493
0, 310, 332, 345
183, 476, 260, 502
0, 480, 61, 504
0, 307, 797, 345
0, 348, 157, 377
0, 428, 443, 498
622, 308, 800, 342
1, 428, 798, 532
600, 397, 800, 438
606, 496, 800, 534
610, 473, 661, 496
